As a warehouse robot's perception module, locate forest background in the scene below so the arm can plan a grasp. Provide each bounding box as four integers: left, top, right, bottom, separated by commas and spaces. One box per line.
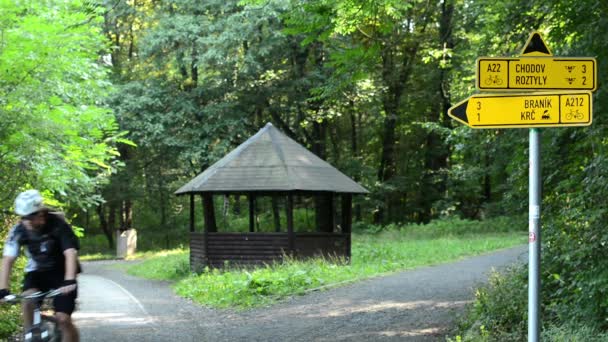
0, 0, 607, 340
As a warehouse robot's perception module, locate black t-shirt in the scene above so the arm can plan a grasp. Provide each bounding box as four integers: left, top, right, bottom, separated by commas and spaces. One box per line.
3, 213, 80, 273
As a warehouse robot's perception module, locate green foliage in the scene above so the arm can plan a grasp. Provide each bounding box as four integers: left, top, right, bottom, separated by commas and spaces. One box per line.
174, 257, 350, 308
455, 267, 528, 341
0, 0, 125, 218
0, 303, 20, 340
353, 216, 526, 235
0, 257, 26, 340
454, 267, 608, 341
541, 325, 608, 342
125, 249, 190, 281
352, 229, 524, 275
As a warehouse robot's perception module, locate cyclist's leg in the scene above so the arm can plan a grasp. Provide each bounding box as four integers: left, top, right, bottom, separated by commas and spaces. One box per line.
55, 312, 78, 342
22, 271, 43, 329
53, 277, 79, 342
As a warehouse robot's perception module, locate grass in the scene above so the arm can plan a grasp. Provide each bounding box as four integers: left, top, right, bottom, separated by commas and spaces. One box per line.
119, 248, 190, 280
124, 216, 527, 309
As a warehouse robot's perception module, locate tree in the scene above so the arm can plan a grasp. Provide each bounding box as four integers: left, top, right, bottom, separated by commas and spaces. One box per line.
0, 0, 126, 225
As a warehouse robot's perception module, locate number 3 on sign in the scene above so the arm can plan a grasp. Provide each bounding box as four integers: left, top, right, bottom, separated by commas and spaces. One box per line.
477, 101, 481, 121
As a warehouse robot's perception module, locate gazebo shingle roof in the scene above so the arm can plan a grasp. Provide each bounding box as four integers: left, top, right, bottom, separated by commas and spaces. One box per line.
175, 123, 368, 194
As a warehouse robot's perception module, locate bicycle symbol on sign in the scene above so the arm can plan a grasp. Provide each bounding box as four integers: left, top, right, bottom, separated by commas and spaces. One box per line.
566, 109, 584, 120
484, 75, 503, 86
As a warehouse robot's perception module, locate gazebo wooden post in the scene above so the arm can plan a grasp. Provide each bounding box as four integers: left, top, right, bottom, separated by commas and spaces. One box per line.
286, 194, 295, 257
248, 194, 255, 232
189, 194, 195, 232
202, 193, 217, 232
329, 193, 334, 232
316, 193, 334, 233
201, 193, 216, 269
341, 194, 352, 261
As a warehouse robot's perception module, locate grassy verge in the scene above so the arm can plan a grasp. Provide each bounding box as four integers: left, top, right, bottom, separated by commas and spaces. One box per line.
79, 247, 187, 262
126, 217, 526, 309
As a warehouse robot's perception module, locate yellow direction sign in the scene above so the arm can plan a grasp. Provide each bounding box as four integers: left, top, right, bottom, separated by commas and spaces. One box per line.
448, 91, 592, 129
477, 57, 597, 91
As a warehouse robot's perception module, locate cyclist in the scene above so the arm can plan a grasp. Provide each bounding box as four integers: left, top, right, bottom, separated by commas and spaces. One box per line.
0, 190, 80, 342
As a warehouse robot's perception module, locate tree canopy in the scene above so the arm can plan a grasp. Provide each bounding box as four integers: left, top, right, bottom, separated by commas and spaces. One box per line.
0, 0, 127, 224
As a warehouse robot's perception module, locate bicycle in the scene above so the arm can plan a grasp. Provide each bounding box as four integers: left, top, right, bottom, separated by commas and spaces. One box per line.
2, 289, 63, 342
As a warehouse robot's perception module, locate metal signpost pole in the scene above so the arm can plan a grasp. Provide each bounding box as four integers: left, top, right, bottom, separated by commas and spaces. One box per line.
528, 128, 541, 342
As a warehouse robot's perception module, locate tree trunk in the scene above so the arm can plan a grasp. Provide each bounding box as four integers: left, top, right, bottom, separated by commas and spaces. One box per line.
484, 151, 492, 203
249, 195, 255, 232
121, 200, 133, 229
233, 194, 241, 215
374, 34, 410, 224
108, 203, 117, 232
311, 121, 334, 232
223, 195, 230, 220
419, 0, 455, 223
157, 166, 168, 247
350, 104, 362, 222
96, 205, 114, 249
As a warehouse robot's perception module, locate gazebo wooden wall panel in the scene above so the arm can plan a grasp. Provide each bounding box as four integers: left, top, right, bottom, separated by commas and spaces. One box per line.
190, 232, 207, 271
193, 232, 289, 268
294, 233, 349, 259
190, 231, 350, 269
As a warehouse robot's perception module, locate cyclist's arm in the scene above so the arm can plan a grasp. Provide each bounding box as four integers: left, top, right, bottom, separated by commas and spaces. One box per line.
0, 256, 16, 290
63, 248, 78, 281
1, 225, 21, 291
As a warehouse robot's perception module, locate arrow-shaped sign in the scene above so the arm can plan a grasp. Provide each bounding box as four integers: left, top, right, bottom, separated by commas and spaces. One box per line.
521, 32, 552, 56
448, 91, 592, 129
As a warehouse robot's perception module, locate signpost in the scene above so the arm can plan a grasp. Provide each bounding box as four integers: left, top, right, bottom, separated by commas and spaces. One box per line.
449, 91, 592, 128
448, 31, 597, 342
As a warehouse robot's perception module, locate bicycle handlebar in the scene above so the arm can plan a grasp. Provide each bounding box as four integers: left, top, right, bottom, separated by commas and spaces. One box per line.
2, 289, 63, 303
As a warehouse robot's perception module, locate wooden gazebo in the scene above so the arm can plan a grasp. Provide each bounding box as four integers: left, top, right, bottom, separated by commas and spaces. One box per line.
175, 123, 368, 271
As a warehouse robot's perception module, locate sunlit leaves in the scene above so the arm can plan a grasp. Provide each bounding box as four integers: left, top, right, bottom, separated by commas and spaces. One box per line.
0, 0, 123, 215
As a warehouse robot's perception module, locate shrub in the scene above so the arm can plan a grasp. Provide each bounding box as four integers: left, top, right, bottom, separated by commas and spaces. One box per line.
0, 257, 25, 340
455, 266, 527, 341
542, 325, 608, 341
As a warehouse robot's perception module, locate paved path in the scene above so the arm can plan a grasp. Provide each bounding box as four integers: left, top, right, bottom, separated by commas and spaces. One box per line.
73, 246, 527, 341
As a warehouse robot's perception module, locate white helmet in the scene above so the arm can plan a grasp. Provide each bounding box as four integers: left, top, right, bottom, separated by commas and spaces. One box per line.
14, 190, 45, 216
